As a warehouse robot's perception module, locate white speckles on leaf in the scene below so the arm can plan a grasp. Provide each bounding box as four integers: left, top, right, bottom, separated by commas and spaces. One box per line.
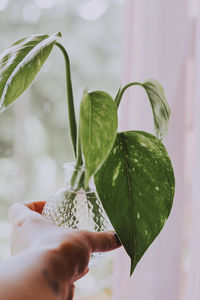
160, 216, 167, 225
141, 143, 147, 147
95, 130, 175, 275
113, 147, 117, 154
112, 162, 121, 186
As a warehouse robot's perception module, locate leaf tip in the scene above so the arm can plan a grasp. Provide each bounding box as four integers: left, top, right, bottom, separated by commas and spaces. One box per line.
83, 89, 89, 97
55, 32, 62, 38
130, 259, 136, 276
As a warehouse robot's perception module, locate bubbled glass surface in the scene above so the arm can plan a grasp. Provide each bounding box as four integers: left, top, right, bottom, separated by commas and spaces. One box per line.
42, 188, 112, 232
42, 162, 112, 232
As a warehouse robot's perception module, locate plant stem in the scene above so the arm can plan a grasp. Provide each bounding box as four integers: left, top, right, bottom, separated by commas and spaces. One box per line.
114, 86, 121, 103
76, 138, 83, 165
115, 82, 143, 108
55, 42, 77, 157
70, 168, 85, 191
70, 137, 85, 190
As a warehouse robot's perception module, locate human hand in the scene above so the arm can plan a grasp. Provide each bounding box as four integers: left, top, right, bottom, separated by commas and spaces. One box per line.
8, 201, 121, 299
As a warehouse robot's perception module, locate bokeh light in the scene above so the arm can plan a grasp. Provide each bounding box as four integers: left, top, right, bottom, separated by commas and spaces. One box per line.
34, 0, 57, 9
22, 4, 41, 24
0, 0, 9, 11
0, 1, 123, 298
77, 0, 110, 21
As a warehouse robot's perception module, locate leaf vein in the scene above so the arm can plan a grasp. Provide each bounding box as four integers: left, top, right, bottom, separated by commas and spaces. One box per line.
121, 133, 136, 264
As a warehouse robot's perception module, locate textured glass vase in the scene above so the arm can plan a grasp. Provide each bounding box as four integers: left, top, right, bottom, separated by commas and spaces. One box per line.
42, 162, 112, 236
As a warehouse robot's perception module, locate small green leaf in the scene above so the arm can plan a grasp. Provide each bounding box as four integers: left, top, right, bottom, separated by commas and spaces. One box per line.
0, 32, 61, 111
142, 79, 170, 140
80, 91, 118, 187
95, 131, 175, 275
115, 79, 170, 140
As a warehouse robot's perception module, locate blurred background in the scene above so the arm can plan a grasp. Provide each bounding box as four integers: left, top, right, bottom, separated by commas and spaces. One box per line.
0, 0, 200, 299
0, 0, 123, 299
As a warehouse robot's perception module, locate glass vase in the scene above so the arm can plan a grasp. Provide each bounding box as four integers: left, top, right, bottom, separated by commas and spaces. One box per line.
42, 162, 113, 258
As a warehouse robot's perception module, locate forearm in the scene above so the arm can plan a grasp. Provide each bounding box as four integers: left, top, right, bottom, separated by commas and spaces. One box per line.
0, 248, 71, 300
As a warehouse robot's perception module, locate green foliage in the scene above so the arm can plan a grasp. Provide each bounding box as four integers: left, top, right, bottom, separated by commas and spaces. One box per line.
95, 131, 175, 274
0, 33, 175, 275
115, 79, 170, 140
79, 91, 118, 187
0, 32, 61, 112
55, 43, 77, 156
143, 79, 170, 140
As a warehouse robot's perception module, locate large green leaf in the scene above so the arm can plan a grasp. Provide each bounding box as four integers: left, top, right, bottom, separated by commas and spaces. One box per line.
142, 79, 170, 140
79, 91, 118, 187
0, 32, 61, 112
95, 131, 175, 274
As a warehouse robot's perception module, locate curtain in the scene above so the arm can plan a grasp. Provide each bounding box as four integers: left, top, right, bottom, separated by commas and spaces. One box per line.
113, 1, 199, 299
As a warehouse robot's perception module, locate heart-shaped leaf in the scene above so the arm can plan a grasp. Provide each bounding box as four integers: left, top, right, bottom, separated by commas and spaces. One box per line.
80, 91, 118, 187
142, 79, 170, 140
0, 32, 61, 112
95, 131, 175, 274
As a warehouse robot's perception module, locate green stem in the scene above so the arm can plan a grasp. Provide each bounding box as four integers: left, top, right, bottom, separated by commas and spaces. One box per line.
69, 124, 84, 188
114, 86, 122, 103
55, 44, 86, 190
76, 126, 83, 166
115, 82, 143, 109
55, 42, 77, 157
70, 168, 85, 191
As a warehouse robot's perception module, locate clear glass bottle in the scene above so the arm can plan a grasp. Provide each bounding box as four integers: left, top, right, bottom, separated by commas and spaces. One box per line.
42, 162, 112, 237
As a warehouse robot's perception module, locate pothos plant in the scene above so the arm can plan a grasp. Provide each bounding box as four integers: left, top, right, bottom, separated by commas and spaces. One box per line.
0, 32, 175, 275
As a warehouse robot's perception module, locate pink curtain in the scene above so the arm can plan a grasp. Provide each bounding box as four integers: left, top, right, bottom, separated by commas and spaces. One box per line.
113, 1, 199, 299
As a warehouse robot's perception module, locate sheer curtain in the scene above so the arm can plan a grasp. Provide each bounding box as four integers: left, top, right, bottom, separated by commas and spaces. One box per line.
113, 1, 199, 299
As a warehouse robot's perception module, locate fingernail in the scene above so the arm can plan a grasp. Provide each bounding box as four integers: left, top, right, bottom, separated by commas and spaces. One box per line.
114, 232, 121, 245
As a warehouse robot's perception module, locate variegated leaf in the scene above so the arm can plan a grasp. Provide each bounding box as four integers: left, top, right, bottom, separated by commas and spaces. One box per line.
0, 32, 61, 111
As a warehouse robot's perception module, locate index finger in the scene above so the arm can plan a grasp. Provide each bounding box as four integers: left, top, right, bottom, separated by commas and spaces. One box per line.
83, 231, 121, 253
25, 201, 46, 214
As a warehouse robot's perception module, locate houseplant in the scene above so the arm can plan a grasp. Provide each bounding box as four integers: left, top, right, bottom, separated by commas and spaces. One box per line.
0, 32, 175, 274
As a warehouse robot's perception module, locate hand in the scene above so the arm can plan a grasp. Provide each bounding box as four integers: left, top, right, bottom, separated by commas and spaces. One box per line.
8, 201, 121, 300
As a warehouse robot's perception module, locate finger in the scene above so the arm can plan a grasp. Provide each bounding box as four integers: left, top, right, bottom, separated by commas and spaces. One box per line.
8, 201, 45, 226
25, 201, 46, 214
66, 284, 75, 300
74, 267, 89, 282
84, 231, 121, 253
8, 202, 33, 226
